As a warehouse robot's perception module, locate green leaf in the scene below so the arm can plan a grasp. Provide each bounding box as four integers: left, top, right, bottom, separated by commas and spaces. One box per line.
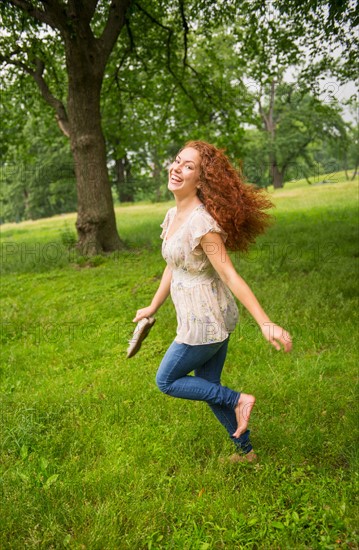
271, 521, 285, 530
20, 444, 28, 460
43, 474, 59, 490
40, 457, 49, 472
63, 534, 72, 546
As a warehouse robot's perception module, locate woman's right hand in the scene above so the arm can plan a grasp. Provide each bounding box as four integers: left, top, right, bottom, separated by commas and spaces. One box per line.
261, 322, 292, 352
132, 306, 156, 323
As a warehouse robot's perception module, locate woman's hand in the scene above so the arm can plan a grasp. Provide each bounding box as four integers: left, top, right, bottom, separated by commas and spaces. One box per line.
133, 306, 157, 323
261, 323, 292, 352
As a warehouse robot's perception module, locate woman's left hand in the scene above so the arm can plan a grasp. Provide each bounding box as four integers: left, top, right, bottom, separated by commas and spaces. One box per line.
261, 323, 292, 352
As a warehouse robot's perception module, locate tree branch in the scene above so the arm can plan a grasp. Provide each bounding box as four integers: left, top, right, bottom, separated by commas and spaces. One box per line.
113, 48, 132, 92
42, 0, 71, 33
66, 0, 99, 25
281, 137, 312, 171
0, 49, 27, 72
7, 0, 68, 32
268, 79, 276, 133
125, 15, 135, 53
1, 52, 70, 137
179, 0, 189, 70
111, 16, 149, 92
99, 0, 132, 64
134, 2, 204, 117
160, 85, 177, 127
184, 61, 216, 103
258, 97, 269, 130
134, 2, 169, 32
29, 58, 69, 135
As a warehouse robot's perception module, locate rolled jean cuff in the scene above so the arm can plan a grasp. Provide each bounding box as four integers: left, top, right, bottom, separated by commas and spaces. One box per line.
233, 429, 253, 454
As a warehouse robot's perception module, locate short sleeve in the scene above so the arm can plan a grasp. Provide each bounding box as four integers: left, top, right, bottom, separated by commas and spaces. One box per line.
189, 209, 227, 253
160, 207, 175, 240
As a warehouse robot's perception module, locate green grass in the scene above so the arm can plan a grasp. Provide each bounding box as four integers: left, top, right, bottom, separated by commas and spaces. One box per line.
1, 172, 358, 549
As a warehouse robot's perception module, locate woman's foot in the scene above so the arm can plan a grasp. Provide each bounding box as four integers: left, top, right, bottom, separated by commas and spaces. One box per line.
229, 450, 258, 463
233, 393, 256, 438
219, 450, 258, 464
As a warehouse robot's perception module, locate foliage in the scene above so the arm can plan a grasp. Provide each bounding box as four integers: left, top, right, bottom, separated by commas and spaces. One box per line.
275, 0, 359, 84
1, 115, 76, 223
0, 0, 357, 221
233, 83, 351, 187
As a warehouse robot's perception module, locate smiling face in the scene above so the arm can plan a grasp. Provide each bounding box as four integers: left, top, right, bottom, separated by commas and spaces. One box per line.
168, 147, 202, 198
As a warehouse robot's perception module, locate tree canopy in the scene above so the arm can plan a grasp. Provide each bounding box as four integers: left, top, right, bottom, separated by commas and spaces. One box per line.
1, 0, 358, 250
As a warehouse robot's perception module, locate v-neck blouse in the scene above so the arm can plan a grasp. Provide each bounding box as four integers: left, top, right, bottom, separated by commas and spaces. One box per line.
160, 204, 239, 344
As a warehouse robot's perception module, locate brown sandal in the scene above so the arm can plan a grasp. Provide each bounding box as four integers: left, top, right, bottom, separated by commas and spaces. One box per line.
126, 317, 156, 358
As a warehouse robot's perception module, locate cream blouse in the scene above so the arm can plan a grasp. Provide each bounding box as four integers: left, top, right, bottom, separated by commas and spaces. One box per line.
160, 204, 239, 345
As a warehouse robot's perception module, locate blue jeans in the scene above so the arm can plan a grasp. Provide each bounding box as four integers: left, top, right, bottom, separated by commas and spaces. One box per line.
156, 337, 252, 454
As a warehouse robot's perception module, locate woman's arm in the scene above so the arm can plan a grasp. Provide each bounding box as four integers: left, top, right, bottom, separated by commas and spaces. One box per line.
132, 265, 172, 322
201, 232, 292, 352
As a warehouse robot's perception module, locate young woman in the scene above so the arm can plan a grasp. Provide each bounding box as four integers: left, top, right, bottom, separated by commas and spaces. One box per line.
133, 141, 292, 463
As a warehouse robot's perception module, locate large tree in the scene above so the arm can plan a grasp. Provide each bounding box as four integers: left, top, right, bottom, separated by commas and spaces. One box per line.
1, 0, 131, 254
1, 0, 233, 250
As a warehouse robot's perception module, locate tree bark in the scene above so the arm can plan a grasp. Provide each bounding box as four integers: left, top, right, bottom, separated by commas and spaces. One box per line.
115, 156, 134, 202
66, 47, 122, 254
60, 0, 132, 255
152, 153, 163, 201
271, 160, 285, 189
351, 163, 358, 181
259, 80, 285, 188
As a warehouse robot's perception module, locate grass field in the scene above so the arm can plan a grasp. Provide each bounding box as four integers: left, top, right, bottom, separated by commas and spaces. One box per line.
1, 172, 358, 549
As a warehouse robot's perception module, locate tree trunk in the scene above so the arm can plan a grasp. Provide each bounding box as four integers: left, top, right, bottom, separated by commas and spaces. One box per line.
259, 80, 285, 189
351, 163, 358, 181
344, 152, 349, 180
115, 156, 134, 202
23, 188, 30, 218
269, 156, 284, 189
152, 153, 163, 201
66, 48, 123, 255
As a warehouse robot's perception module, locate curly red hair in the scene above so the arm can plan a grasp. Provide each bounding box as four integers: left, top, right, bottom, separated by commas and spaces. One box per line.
182, 140, 273, 252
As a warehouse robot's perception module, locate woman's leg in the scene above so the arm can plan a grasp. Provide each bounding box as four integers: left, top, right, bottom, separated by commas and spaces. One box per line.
156, 338, 254, 454
156, 339, 239, 410
194, 340, 253, 454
